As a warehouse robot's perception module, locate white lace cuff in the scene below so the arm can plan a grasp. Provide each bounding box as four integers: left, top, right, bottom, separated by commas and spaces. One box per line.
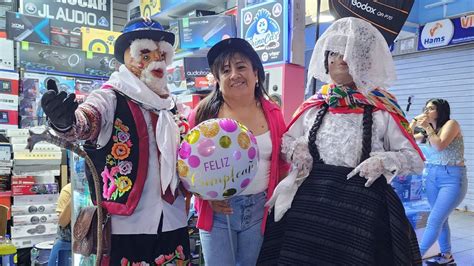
370, 151, 421, 183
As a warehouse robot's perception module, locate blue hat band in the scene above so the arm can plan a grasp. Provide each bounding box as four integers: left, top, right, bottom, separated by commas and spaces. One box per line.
123, 21, 164, 33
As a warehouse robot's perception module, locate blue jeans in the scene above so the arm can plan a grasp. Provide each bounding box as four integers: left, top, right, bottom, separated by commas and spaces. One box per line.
419, 165, 467, 255
47, 239, 72, 266
199, 192, 266, 266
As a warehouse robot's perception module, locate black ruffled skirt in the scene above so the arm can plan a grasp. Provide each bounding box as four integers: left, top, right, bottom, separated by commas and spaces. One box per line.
258, 163, 421, 265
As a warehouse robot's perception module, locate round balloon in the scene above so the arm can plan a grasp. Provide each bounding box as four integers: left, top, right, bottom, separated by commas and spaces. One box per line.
178, 118, 259, 200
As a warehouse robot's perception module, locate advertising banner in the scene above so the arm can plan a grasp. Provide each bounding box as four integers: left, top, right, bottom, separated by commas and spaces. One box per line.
20, 72, 75, 127
19, 42, 86, 75
140, 0, 160, 18
81, 27, 120, 54
6, 11, 50, 45
50, 20, 81, 49
241, 0, 288, 65
419, 15, 474, 50
183, 57, 214, 94
329, 0, 414, 45
19, 0, 112, 32
84, 51, 117, 77
179, 15, 237, 50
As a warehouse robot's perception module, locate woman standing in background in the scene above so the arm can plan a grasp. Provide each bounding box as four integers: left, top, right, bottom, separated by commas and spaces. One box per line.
411, 99, 467, 265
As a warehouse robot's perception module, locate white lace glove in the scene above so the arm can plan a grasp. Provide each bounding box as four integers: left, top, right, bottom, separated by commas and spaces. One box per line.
283, 136, 313, 178
347, 153, 398, 187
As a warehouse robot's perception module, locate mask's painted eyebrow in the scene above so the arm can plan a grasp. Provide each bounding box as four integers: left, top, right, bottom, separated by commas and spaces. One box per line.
140, 49, 151, 54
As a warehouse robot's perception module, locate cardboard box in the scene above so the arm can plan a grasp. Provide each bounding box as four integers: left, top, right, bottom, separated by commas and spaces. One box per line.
0, 70, 19, 96
0, 109, 18, 130
13, 213, 58, 226
11, 222, 57, 238
13, 194, 59, 205
11, 203, 57, 216
0, 142, 11, 161
0, 93, 18, 110
183, 57, 214, 94
11, 233, 56, 249
6, 11, 51, 45
12, 183, 58, 196
0, 38, 14, 71
179, 15, 236, 49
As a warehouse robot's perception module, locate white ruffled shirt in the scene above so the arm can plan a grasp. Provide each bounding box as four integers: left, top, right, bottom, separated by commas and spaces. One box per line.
284, 108, 424, 175
268, 107, 424, 221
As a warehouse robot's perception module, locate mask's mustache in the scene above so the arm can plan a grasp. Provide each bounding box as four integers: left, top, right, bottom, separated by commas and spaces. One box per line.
143, 61, 166, 79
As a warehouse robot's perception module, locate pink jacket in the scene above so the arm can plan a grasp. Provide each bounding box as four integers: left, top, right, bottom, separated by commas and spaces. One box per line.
188, 97, 289, 234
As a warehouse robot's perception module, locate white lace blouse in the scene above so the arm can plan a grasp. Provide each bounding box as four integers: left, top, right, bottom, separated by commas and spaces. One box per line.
283, 107, 424, 182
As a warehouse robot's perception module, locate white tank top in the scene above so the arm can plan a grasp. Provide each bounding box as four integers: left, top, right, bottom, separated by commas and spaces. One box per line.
241, 131, 272, 195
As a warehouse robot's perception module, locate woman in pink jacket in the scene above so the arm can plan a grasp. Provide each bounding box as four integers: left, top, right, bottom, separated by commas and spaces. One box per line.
187, 38, 289, 265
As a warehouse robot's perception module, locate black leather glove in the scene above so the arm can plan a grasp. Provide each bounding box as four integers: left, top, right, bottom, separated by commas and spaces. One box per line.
41, 79, 78, 131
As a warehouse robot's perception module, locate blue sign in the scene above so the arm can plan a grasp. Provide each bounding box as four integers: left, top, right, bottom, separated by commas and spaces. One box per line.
241, 0, 288, 65
419, 15, 474, 50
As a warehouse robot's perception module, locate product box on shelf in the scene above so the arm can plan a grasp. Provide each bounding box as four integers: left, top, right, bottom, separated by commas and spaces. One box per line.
0, 93, 18, 110
13, 194, 59, 205
12, 143, 60, 153
6, 11, 51, 45
0, 38, 14, 71
20, 72, 75, 127
0, 71, 19, 96
81, 27, 120, 54
12, 183, 59, 196
75, 78, 105, 102
0, 142, 11, 161
84, 52, 117, 77
12, 175, 56, 185
0, 109, 18, 130
50, 20, 82, 49
11, 233, 56, 249
11, 222, 57, 238
166, 59, 186, 95
13, 151, 62, 165
19, 42, 85, 75
183, 57, 214, 94
13, 213, 59, 226
11, 203, 57, 216
179, 15, 237, 49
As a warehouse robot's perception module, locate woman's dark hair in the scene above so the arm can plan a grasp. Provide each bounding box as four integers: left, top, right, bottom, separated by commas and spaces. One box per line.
425, 98, 450, 131
195, 50, 267, 124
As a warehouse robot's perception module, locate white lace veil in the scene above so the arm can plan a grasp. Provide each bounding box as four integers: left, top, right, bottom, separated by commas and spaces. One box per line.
307, 17, 396, 94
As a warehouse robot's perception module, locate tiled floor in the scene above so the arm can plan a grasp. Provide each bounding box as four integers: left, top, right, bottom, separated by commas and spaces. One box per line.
423, 210, 474, 266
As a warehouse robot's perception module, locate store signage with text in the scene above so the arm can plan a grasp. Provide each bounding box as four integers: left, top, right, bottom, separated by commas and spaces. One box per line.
20, 0, 112, 32
241, 0, 287, 65
419, 16, 474, 50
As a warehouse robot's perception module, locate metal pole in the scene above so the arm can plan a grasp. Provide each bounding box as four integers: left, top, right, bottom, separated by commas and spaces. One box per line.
312, 0, 322, 95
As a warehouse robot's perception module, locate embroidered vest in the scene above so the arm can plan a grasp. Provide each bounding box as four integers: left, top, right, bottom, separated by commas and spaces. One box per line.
85, 92, 150, 216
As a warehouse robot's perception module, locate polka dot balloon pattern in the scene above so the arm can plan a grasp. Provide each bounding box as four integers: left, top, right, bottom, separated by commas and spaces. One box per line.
178, 118, 259, 200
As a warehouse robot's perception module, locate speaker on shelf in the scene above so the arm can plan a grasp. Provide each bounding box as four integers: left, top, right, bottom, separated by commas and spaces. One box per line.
263, 63, 305, 123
